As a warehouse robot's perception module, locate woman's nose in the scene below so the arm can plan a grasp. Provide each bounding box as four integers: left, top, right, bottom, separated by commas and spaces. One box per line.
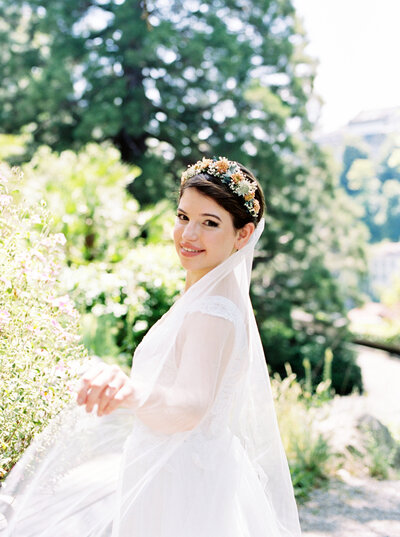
182, 222, 198, 240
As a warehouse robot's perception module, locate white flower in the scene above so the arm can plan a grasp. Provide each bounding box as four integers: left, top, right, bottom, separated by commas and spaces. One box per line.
49, 294, 77, 317
92, 303, 107, 317
106, 302, 128, 317
0, 277, 12, 289
235, 179, 254, 196
53, 233, 67, 246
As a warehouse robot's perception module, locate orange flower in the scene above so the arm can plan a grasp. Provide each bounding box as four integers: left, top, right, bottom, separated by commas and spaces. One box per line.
215, 159, 229, 173
245, 192, 255, 201
231, 172, 243, 183
253, 199, 260, 214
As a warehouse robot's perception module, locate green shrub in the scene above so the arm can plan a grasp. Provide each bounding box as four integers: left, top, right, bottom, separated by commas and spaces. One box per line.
10, 143, 184, 366
62, 244, 184, 366
0, 165, 86, 479
365, 433, 391, 480
359, 419, 400, 480
261, 312, 362, 395
21, 143, 142, 263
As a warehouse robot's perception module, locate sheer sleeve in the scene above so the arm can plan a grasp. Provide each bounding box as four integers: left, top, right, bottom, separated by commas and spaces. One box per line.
133, 300, 241, 434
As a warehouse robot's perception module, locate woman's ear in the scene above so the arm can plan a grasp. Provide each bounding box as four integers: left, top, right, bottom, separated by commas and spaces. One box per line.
234, 222, 255, 250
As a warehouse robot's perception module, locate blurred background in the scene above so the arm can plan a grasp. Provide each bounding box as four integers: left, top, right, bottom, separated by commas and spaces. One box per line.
1, 0, 399, 506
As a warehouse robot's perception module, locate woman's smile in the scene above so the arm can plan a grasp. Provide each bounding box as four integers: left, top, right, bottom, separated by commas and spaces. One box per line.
179, 242, 206, 257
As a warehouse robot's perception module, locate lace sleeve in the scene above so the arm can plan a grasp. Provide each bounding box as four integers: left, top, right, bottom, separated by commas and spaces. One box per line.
185, 295, 245, 327
134, 296, 246, 434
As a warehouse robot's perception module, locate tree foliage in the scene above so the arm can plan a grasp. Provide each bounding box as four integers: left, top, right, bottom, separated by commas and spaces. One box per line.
0, 0, 315, 201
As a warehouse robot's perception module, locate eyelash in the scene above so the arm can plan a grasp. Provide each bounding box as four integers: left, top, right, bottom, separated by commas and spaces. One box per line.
205, 220, 219, 227
176, 213, 219, 227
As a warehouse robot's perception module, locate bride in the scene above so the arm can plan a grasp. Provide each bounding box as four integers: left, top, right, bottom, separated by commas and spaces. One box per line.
2, 157, 302, 536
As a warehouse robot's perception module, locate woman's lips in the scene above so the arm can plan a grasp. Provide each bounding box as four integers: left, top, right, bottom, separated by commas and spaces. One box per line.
180, 244, 205, 257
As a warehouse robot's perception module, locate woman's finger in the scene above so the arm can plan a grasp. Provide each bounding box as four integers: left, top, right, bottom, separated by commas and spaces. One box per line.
96, 374, 125, 416
76, 364, 104, 405
101, 383, 135, 415
83, 366, 120, 413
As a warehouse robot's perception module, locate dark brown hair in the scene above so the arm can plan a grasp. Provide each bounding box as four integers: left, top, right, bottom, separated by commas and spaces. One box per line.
179, 162, 265, 229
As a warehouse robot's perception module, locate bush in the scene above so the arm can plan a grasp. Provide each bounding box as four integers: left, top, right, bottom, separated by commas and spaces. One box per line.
21, 143, 142, 263
261, 314, 363, 395
9, 143, 184, 366
0, 165, 86, 479
61, 243, 184, 366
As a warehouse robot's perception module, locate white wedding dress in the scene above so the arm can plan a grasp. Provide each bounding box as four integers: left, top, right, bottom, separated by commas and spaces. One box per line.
1, 221, 302, 537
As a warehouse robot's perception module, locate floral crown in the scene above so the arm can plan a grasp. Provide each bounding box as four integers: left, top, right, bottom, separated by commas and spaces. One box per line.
180, 157, 260, 218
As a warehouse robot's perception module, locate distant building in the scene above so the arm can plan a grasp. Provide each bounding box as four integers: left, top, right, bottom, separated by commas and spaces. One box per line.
316, 105, 400, 158
369, 242, 400, 297
346, 107, 400, 154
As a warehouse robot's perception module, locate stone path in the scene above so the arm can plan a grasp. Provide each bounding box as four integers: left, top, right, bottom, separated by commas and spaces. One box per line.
298, 345, 400, 536
299, 473, 400, 536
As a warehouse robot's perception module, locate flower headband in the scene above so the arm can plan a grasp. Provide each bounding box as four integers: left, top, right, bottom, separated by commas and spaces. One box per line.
180, 157, 260, 218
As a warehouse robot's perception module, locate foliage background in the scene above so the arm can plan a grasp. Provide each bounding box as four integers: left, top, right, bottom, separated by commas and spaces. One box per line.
0, 0, 369, 394
340, 134, 400, 243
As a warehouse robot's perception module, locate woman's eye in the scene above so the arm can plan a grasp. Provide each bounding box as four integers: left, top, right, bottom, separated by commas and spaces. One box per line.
204, 220, 219, 227
177, 213, 188, 221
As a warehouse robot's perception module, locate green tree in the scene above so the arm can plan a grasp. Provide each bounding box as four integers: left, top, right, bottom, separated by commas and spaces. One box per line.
252, 143, 366, 394
0, 0, 315, 203
378, 138, 400, 241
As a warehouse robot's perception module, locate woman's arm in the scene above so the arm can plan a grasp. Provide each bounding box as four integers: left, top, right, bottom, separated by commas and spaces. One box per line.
76, 363, 204, 430
77, 313, 237, 433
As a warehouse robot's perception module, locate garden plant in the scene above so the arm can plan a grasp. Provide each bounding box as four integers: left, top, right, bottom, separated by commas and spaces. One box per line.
0, 165, 86, 479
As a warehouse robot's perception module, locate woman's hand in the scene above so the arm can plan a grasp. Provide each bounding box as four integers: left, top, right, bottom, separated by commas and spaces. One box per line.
76, 363, 137, 417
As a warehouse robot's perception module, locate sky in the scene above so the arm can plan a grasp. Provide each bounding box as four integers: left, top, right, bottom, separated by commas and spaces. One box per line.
293, 0, 400, 133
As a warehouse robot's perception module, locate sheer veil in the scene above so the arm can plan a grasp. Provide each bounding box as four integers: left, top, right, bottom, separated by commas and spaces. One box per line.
2, 218, 301, 537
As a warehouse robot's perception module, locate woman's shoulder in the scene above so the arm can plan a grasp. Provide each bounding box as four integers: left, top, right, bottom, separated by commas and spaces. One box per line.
186, 295, 244, 326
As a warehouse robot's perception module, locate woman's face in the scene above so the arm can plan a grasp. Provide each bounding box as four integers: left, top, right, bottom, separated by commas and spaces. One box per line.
173, 188, 243, 287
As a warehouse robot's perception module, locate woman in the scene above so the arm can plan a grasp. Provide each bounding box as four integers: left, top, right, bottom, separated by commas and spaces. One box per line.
2, 157, 301, 536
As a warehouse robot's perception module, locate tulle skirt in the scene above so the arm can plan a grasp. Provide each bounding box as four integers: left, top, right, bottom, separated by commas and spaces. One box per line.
1, 406, 283, 537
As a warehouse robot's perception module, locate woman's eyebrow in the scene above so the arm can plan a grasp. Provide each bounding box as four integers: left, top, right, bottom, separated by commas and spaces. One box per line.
202, 213, 222, 222
177, 208, 222, 222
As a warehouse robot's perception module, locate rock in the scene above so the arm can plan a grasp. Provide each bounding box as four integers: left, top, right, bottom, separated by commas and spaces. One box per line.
357, 414, 400, 468
314, 396, 400, 475
357, 414, 395, 450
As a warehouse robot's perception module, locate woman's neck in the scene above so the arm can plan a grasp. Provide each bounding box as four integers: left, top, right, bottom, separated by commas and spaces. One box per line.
184, 269, 208, 292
